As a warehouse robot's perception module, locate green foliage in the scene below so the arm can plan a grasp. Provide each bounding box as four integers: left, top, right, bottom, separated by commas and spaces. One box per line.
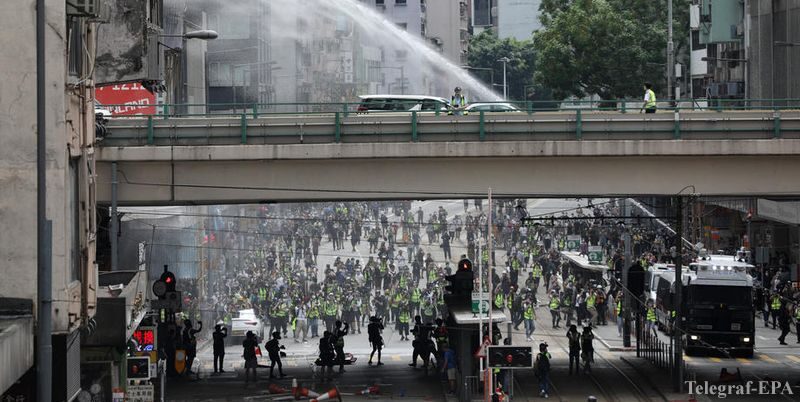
534, 0, 689, 100
466, 31, 547, 102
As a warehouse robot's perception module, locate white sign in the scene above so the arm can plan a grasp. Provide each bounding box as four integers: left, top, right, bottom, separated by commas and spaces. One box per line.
127, 384, 154, 402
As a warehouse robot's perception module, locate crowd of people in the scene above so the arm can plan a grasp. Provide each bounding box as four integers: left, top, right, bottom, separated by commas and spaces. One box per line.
158, 196, 800, 397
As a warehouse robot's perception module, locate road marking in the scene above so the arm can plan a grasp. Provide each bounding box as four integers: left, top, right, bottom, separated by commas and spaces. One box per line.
736, 358, 751, 365
758, 354, 778, 363
709, 357, 722, 363
392, 355, 402, 361
758, 336, 769, 341
683, 356, 693, 362
786, 355, 800, 364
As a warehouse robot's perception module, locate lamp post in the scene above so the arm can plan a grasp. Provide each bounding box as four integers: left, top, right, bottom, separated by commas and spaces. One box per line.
667, 0, 674, 102
497, 57, 511, 100
158, 30, 218, 115
369, 66, 405, 94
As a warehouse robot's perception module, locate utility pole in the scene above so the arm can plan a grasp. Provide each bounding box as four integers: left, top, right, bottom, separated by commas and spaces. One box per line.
667, 0, 675, 101
487, 188, 494, 396
673, 196, 684, 392
622, 199, 632, 347
36, 0, 53, 398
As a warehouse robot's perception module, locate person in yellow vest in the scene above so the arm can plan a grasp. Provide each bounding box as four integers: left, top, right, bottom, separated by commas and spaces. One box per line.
448, 86, 469, 116
523, 300, 536, 341
646, 300, 658, 339
640, 82, 657, 114
586, 290, 598, 326
531, 263, 542, 290
398, 307, 411, 341
770, 293, 782, 329
549, 291, 561, 329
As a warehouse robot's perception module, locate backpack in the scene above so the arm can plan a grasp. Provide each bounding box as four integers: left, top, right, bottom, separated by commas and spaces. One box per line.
534, 352, 550, 375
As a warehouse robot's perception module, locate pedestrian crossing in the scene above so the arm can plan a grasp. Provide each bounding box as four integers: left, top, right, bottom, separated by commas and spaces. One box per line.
681, 353, 800, 366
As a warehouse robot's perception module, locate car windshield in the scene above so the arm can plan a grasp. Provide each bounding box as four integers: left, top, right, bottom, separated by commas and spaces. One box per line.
688, 285, 751, 307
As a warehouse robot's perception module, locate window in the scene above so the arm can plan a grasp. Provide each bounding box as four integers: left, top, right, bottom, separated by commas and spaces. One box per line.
67, 18, 84, 77
396, 22, 407, 31
396, 0, 407, 4
376, 0, 385, 5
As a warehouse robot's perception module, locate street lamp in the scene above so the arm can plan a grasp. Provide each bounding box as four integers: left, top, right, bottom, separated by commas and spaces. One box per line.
369, 66, 405, 94
158, 29, 219, 115
159, 29, 219, 40
497, 57, 511, 100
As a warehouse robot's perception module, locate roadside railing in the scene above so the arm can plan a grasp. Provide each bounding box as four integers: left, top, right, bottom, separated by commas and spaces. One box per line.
96, 98, 800, 146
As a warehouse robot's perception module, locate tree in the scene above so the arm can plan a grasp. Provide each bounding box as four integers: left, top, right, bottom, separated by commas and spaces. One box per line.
466, 31, 547, 102
534, 0, 689, 100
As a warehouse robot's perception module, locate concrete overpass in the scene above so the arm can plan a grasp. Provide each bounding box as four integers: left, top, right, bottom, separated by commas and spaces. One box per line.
96, 110, 800, 204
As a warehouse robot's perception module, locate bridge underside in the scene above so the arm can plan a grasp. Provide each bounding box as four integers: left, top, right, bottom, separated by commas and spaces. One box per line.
96, 140, 800, 204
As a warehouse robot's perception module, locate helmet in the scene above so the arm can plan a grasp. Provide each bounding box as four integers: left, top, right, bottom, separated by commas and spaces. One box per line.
454, 86, 462, 92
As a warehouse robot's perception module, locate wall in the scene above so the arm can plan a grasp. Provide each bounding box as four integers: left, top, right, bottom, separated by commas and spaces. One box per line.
497, 0, 540, 40
748, 0, 800, 100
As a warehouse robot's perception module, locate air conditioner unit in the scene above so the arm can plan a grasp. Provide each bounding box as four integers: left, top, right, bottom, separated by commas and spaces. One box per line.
66, 0, 108, 20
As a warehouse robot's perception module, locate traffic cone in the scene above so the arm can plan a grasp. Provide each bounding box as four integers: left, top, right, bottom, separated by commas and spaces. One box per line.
291, 378, 298, 395
294, 386, 320, 399
310, 387, 341, 402
355, 385, 380, 396
269, 383, 289, 394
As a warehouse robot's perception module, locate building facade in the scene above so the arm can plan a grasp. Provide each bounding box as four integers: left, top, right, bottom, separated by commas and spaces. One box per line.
1, 0, 100, 399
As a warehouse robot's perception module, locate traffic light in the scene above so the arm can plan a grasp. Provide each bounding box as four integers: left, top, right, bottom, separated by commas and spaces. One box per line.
151, 265, 182, 316
152, 265, 176, 299
445, 258, 474, 306
487, 346, 533, 368
160, 264, 177, 292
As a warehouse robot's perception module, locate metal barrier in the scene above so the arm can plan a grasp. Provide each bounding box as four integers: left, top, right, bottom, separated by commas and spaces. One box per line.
462, 375, 481, 402
636, 317, 691, 382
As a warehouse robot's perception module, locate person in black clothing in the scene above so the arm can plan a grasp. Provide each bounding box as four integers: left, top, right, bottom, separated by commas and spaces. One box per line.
265, 331, 287, 378
566, 325, 581, 375
333, 320, 350, 373
242, 331, 258, 385
409, 315, 432, 368
319, 331, 335, 380
367, 316, 384, 366
580, 326, 594, 373
182, 319, 202, 374
212, 324, 227, 373
778, 305, 791, 345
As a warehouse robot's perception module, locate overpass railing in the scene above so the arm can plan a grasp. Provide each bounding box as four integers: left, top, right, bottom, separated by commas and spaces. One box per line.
98, 98, 800, 145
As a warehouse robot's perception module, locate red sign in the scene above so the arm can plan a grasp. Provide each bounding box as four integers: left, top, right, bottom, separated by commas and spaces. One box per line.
95, 82, 156, 115
132, 328, 156, 351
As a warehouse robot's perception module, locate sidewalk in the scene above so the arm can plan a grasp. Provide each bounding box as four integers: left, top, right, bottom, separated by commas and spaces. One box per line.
583, 318, 637, 352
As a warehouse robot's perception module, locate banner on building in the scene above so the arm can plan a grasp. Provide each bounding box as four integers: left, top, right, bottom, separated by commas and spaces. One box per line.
96, 83, 156, 115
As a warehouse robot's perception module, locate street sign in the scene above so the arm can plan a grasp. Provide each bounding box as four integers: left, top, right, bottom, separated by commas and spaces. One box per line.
588, 246, 603, 264
566, 235, 581, 251
126, 384, 154, 402
487, 346, 533, 369
471, 293, 490, 314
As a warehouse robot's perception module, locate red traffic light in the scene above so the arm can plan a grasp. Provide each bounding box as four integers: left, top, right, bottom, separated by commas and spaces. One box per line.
505, 354, 513, 364
165, 276, 173, 284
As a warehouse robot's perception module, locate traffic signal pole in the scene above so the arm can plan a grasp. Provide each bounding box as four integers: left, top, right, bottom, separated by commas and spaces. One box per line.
623, 200, 632, 347
487, 188, 493, 398
673, 196, 684, 392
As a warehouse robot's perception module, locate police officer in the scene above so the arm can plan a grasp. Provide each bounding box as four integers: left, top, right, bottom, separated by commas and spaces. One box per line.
449, 87, 468, 115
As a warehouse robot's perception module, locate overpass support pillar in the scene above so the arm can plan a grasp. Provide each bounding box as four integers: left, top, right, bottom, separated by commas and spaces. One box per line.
774, 111, 782, 138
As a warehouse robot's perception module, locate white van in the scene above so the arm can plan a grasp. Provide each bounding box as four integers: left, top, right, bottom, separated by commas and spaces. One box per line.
356, 95, 452, 113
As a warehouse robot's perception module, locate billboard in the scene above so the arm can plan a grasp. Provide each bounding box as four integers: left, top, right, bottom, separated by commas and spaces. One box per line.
96, 83, 156, 116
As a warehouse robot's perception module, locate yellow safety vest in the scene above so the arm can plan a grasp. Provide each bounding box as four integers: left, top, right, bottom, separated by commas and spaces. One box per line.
616, 300, 622, 315
495, 294, 505, 309
771, 296, 782, 310
549, 297, 560, 310
532, 266, 542, 279
646, 307, 656, 323
586, 295, 596, 309
524, 305, 535, 320
645, 89, 657, 109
